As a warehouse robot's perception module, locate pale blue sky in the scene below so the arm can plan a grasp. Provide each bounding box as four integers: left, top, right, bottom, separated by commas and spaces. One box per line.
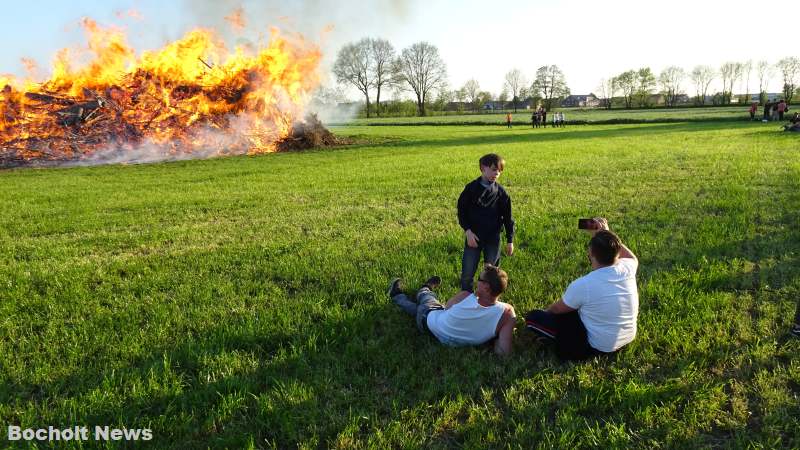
0, 0, 790, 98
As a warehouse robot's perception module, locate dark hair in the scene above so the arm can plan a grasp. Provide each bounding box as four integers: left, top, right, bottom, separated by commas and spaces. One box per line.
479, 153, 505, 171
589, 230, 622, 265
479, 264, 508, 296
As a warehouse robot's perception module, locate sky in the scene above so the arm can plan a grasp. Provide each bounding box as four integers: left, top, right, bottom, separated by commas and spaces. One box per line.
0, 0, 792, 100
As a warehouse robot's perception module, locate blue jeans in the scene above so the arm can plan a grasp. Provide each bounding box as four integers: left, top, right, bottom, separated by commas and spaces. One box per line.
460, 238, 500, 292
393, 287, 445, 334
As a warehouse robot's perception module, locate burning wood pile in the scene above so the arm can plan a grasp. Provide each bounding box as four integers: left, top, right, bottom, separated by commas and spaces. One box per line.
0, 19, 335, 168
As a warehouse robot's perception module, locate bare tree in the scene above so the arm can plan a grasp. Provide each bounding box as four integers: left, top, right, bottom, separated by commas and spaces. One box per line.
462, 79, 480, 112
757, 60, 772, 105
615, 70, 637, 109
394, 42, 448, 116
369, 38, 395, 117
531, 65, 569, 112
719, 62, 743, 105
659, 66, 685, 107
690, 65, 715, 105
332, 39, 372, 117
740, 60, 752, 103
504, 69, 527, 112
775, 57, 800, 104
597, 77, 617, 109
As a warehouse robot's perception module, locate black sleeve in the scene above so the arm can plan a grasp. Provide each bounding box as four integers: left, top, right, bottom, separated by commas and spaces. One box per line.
502, 193, 515, 243
457, 185, 471, 231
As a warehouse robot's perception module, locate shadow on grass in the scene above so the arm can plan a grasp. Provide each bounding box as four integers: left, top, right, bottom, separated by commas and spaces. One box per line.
376, 122, 750, 150
4, 153, 800, 447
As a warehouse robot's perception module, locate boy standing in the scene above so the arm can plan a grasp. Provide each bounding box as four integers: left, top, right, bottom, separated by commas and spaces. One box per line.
457, 154, 515, 292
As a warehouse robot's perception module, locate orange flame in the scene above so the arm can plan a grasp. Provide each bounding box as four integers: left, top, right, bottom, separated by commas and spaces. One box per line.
0, 18, 322, 162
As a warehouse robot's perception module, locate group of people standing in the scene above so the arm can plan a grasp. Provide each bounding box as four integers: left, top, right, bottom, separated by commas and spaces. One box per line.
503, 108, 568, 129
750, 99, 790, 121
530, 107, 566, 128
388, 154, 639, 360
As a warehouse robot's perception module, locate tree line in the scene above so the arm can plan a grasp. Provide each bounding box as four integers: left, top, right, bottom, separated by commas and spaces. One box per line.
596, 58, 800, 109
334, 37, 800, 117
333, 38, 571, 117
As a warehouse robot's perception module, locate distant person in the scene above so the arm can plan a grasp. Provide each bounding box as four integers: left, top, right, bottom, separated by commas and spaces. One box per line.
388, 264, 517, 355
559, 112, 566, 128
749, 102, 758, 120
506, 112, 512, 128
777, 99, 786, 121
541, 107, 547, 127
525, 218, 639, 361
763, 102, 772, 121
531, 111, 537, 128
457, 153, 515, 292
553, 113, 558, 128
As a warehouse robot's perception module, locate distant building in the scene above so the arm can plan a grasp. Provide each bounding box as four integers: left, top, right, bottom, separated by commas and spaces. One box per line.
750, 93, 782, 102
445, 101, 470, 112
561, 94, 600, 107
483, 101, 506, 111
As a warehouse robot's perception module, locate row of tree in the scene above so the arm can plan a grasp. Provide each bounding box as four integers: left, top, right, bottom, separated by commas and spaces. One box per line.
596, 58, 800, 109
332, 38, 573, 116
332, 38, 447, 117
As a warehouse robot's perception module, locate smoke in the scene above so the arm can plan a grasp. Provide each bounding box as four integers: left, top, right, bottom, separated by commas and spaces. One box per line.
180, 0, 418, 109
67, 115, 268, 167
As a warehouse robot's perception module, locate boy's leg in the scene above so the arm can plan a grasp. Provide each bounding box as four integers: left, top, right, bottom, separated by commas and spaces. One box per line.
794, 299, 800, 325
791, 300, 800, 337
415, 287, 445, 333
460, 242, 482, 291
525, 309, 558, 339
483, 238, 501, 267
388, 279, 418, 316
392, 293, 418, 316
553, 311, 594, 361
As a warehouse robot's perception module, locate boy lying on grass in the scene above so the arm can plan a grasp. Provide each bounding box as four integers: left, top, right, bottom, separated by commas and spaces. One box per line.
388, 265, 517, 356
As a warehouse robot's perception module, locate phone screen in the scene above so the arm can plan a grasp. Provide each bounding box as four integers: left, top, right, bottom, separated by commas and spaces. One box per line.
578, 219, 594, 229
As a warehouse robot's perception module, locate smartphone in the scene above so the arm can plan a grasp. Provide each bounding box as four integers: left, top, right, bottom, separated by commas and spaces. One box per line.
578, 218, 596, 230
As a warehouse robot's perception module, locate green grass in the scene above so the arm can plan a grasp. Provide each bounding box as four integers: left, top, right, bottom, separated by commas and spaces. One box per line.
345, 106, 761, 126
1, 122, 799, 448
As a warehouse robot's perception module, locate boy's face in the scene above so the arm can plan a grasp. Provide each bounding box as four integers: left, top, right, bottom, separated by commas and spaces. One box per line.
480, 164, 502, 183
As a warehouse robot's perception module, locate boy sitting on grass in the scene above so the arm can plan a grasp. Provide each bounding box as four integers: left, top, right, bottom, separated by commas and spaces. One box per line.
457, 153, 515, 292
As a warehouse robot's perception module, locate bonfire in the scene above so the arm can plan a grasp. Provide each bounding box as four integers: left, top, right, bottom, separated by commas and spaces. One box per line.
0, 18, 337, 167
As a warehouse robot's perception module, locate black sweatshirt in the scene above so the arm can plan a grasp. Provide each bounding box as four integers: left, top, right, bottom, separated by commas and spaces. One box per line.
457, 177, 515, 243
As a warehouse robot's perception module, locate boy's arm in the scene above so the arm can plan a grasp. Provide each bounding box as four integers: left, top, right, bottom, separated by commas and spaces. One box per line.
445, 290, 472, 309
457, 186, 471, 232
502, 193, 515, 247
458, 185, 480, 248
493, 305, 516, 356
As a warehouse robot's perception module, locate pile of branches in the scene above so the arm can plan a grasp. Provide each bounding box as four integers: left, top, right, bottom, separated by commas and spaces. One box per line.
277, 113, 350, 152
0, 66, 333, 167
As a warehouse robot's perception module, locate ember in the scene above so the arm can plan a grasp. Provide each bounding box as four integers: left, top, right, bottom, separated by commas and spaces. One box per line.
0, 18, 327, 167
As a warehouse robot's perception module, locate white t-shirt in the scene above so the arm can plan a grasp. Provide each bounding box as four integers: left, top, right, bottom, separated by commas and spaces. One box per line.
427, 294, 506, 346
562, 258, 639, 352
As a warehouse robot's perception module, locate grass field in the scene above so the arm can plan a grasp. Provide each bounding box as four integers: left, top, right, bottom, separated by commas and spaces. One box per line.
343, 106, 762, 126
1, 122, 799, 448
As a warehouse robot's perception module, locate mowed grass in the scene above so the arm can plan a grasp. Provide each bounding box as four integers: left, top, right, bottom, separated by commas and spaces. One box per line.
345, 105, 761, 126
1, 122, 799, 448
